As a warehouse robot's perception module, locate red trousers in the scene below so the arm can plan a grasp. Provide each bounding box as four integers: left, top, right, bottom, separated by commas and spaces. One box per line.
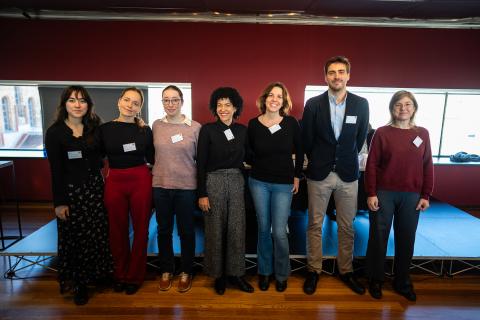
104, 165, 152, 285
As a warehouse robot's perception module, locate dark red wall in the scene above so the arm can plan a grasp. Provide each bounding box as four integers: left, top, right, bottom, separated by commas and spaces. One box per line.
1, 18, 479, 206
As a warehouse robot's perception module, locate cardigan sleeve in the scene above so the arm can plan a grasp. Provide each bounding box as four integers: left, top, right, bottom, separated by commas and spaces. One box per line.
45, 126, 69, 207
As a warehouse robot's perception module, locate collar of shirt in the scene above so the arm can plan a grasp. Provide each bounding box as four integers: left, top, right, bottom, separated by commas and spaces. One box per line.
160, 115, 192, 126
216, 119, 235, 130
328, 90, 348, 106
328, 91, 348, 140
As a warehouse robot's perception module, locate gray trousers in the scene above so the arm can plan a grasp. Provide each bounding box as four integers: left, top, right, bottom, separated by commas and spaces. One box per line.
203, 169, 246, 278
306, 172, 358, 274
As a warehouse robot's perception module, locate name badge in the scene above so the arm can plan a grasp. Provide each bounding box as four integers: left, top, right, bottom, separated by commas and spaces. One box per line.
224, 129, 235, 141
123, 142, 136, 152
269, 124, 281, 134
413, 136, 423, 147
67, 151, 82, 159
345, 115, 357, 124
171, 133, 183, 143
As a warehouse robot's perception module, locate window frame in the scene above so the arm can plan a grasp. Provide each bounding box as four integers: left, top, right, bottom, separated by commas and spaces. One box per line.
305, 85, 480, 159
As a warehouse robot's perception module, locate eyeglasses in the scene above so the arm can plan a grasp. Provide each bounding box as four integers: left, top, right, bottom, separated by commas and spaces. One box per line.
394, 102, 414, 109
162, 98, 182, 105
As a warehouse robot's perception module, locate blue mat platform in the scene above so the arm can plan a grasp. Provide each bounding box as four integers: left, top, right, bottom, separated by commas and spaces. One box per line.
2, 201, 479, 276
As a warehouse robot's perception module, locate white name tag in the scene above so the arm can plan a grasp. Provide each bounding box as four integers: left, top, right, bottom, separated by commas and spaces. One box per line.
345, 115, 357, 124
123, 142, 136, 152
67, 151, 82, 159
268, 124, 281, 134
171, 133, 183, 143
413, 136, 423, 147
224, 129, 235, 141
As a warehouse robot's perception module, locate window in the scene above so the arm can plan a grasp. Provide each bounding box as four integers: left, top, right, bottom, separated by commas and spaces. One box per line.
2, 96, 12, 132
305, 86, 480, 158
28, 97, 37, 127
0, 81, 192, 158
442, 94, 480, 155
0, 86, 43, 156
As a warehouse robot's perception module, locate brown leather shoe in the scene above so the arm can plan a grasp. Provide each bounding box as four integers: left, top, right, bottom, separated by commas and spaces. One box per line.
158, 272, 173, 291
177, 272, 192, 293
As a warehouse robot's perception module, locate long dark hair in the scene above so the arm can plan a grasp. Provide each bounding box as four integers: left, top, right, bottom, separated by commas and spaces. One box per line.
54, 85, 101, 143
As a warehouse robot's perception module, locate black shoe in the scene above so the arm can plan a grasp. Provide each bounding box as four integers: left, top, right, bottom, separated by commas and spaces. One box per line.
393, 284, 417, 301
368, 280, 382, 299
125, 283, 140, 295
214, 276, 226, 295
113, 282, 125, 292
275, 280, 287, 292
229, 276, 254, 293
339, 272, 365, 295
73, 284, 89, 306
258, 275, 270, 291
303, 271, 319, 295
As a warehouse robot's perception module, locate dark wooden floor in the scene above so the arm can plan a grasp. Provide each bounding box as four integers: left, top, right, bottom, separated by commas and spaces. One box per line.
1, 203, 480, 320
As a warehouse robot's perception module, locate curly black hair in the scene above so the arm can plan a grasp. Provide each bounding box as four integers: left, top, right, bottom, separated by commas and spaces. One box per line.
209, 87, 243, 119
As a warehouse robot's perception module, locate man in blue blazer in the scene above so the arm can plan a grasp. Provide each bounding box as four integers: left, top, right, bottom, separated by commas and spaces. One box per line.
301, 56, 369, 295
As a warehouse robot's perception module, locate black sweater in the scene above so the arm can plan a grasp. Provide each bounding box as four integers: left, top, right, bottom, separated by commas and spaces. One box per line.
196, 120, 248, 197
45, 121, 103, 207
247, 116, 304, 184
97, 121, 154, 169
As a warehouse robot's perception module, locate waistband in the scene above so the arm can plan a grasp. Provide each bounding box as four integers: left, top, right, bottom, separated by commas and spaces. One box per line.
208, 168, 242, 175
106, 164, 151, 178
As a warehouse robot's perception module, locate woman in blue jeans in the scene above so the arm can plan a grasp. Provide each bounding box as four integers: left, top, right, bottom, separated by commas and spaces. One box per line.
247, 82, 304, 292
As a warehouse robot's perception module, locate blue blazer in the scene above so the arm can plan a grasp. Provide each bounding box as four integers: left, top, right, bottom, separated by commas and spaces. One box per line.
302, 91, 369, 182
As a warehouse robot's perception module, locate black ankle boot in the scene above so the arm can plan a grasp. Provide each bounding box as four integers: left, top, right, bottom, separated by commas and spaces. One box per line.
214, 276, 226, 295
368, 280, 382, 299
229, 276, 254, 293
258, 275, 270, 291
73, 284, 89, 306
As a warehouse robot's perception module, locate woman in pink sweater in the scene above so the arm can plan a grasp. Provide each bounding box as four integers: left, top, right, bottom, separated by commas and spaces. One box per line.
151, 85, 201, 293
365, 90, 434, 302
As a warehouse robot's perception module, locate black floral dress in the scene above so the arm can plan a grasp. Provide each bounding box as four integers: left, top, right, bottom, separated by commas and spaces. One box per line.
45, 122, 113, 292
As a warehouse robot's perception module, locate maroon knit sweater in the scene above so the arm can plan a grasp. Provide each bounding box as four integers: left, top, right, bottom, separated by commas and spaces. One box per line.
365, 125, 434, 200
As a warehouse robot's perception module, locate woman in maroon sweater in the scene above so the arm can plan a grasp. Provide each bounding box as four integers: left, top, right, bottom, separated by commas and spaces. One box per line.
365, 90, 434, 302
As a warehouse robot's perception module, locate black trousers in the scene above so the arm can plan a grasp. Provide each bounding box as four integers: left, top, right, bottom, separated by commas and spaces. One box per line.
366, 190, 420, 289
154, 187, 196, 274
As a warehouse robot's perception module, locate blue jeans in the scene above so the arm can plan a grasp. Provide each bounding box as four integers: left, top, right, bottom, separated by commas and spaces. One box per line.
248, 177, 293, 281
153, 187, 196, 274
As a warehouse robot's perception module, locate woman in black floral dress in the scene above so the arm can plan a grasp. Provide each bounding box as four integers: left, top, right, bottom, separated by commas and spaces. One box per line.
45, 85, 113, 305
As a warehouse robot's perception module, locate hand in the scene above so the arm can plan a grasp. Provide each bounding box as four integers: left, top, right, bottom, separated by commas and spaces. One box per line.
198, 197, 211, 213
136, 117, 146, 127
292, 177, 300, 194
55, 205, 69, 220
416, 198, 430, 211
367, 196, 379, 211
